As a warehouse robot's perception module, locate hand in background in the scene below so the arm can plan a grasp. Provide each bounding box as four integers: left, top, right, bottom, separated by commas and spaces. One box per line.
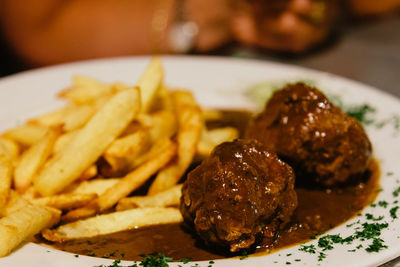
231, 0, 339, 53
185, 0, 234, 52
347, 0, 400, 17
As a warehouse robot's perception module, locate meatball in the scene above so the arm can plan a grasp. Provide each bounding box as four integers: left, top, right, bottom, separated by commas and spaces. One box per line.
246, 83, 372, 186
180, 139, 297, 252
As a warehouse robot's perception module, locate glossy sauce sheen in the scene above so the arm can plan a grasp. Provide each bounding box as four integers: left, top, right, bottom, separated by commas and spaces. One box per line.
46, 110, 380, 261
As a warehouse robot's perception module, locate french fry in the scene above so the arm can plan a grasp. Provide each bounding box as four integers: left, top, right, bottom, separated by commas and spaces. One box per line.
28, 106, 68, 127
30, 193, 97, 210
2, 125, 48, 147
58, 75, 113, 104
21, 186, 38, 200
0, 191, 61, 257
63, 139, 176, 221
0, 137, 20, 160
43, 207, 182, 242
138, 57, 164, 112
1, 191, 26, 216
53, 130, 79, 155
117, 184, 182, 211
147, 165, 180, 196
202, 108, 224, 121
62, 104, 95, 132
99, 139, 175, 210
14, 129, 59, 193
106, 111, 177, 175
77, 164, 98, 181
148, 110, 177, 141
197, 127, 239, 157
29, 105, 96, 132
0, 155, 12, 212
104, 129, 150, 171
34, 87, 141, 196
65, 178, 120, 195
148, 91, 202, 195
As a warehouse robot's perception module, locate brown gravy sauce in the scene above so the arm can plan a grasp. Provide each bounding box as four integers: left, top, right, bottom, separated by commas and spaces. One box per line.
41, 110, 381, 261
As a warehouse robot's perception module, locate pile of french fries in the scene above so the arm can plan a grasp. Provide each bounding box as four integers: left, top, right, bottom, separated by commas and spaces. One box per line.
0, 57, 239, 257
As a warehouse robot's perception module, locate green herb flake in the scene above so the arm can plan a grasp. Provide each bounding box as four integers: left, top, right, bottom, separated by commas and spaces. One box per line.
365, 238, 388, 252
345, 104, 376, 125
299, 244, 316, 254
393, 187, 400, 197
74, 254, 79, 258
390, 206, 399, 219
179, 258, 192, 264
378, 201, 389, 208
318, 252, 327, 262
240, 251, 248, 260
387, 172, 394, 176
365, 213, 384, 221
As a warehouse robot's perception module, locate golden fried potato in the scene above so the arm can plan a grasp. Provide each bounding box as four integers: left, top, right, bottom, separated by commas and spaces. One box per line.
0, 191, 60, 257
14, 129, 59, 193
3, 125, 48, 147
138, 57, 164, 112
117, 184, 182, 210
30, 193, 97, 210
148, 91, 202, 195
43, 207, 182, 242
34, 88, 141, 196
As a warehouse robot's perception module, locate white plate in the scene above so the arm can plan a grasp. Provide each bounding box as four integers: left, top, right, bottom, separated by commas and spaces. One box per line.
0, 56, 399, 267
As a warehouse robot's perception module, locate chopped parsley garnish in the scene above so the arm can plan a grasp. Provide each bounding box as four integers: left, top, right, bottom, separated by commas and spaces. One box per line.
140, 253, 172, 267
240, 251, 248, 260
365, 213, 384, 221
345, 104, 376, 125
393, 187, 400, 197
365, 238, 388, 252
179, 258, 192, 264
318, 252, 327, 262
354, 222, 389, 240
299, 244, 316, 254
94, 253, 175, 267
378, 201, 389, 208
299, 220, 390, 262
390, 206, 399, 219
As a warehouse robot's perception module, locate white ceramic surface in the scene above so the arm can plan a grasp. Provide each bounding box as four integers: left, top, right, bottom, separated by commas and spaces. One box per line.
0, 56, 399, 267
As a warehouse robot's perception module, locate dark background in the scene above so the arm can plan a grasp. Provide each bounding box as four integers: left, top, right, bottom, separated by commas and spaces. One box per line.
1, 16, 399, 98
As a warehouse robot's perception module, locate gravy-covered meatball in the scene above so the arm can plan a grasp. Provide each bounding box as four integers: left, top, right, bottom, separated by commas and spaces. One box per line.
180, 139, 297, 252
246, 83, 372, 186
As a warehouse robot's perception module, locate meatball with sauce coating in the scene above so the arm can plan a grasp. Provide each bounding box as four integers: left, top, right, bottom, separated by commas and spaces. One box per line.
180, 139, 297, 252
246, 83, 372, 186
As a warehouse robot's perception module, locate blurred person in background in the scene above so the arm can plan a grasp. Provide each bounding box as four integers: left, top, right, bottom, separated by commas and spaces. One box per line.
0, 0, 399, 70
